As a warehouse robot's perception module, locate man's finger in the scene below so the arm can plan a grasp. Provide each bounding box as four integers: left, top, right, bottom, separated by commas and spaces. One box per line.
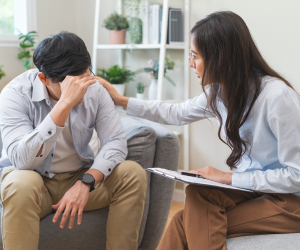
77, 207, 84, 225
68, 205, 79, 229
60, 205, 72, 228
52, 201, 66, 223
82, 78, 97, 88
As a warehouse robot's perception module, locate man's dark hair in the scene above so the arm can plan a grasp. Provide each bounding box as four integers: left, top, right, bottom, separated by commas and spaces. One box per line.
33, 32, 91, 83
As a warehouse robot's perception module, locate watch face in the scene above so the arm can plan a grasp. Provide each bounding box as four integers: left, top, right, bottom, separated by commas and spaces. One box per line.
82, 174, 94, 184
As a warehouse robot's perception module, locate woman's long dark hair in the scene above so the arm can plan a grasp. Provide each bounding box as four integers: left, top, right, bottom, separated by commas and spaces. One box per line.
191, 11, 296, 170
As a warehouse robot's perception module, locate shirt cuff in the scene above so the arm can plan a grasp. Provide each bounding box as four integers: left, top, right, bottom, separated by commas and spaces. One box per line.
36, 114, 64, 140
232, 172, 251, 190
90, 158, 116, 177
126, 98, 144, 117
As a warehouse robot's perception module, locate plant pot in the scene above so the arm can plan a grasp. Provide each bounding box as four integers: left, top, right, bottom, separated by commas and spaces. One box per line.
136, 93, 145, 100
110, 30, 126, 44
112, 83, 126, 96
148, 79, 158, 100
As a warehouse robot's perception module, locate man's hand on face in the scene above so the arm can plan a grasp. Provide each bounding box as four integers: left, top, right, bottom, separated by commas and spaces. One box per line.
59, 70, 97, 108
52, 180, 90, 229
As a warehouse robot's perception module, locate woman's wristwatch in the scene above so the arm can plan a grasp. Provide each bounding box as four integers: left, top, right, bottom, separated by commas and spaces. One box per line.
79, 174, 95, 192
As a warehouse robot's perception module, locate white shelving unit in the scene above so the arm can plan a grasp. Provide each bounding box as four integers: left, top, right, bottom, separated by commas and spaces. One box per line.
92, 0, 190, 203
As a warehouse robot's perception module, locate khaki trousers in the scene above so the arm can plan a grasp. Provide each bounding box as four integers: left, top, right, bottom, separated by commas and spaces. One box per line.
158, 185, 300, 250
0, 160, 147, 250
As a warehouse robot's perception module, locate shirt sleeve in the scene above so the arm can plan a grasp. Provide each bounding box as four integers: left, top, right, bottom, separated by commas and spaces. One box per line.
0, 87, 64, 170
90, 85, 128, 177
232, 88, 300, 193
126, 91, 215, 125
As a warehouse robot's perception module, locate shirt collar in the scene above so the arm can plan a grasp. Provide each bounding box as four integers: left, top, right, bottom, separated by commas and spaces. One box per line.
31, 71, 51, 104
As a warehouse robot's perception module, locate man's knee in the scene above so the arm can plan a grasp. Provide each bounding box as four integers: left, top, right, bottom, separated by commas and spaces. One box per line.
1, 169, 44, 206
117, 160, 148, 189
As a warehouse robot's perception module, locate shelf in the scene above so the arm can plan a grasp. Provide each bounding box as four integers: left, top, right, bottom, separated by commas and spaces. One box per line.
96, 44, 185, 50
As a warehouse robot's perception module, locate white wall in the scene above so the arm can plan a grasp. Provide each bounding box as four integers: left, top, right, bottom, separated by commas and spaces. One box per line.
0, 0, 299, 174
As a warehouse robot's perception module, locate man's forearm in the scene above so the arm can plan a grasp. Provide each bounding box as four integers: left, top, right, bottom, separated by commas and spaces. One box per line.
50, 100, 73, 127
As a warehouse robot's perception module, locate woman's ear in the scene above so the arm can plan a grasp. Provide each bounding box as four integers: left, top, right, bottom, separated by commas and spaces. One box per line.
38, 72, 50, 86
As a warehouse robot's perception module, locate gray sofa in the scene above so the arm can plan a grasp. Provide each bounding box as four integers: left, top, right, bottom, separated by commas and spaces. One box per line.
0, 111, 299, 249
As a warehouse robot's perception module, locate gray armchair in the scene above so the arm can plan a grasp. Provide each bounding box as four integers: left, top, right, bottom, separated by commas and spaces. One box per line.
0, 112, 180, 250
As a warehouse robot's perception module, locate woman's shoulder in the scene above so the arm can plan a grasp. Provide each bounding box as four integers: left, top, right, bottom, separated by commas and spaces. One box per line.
259, 76, 299, 103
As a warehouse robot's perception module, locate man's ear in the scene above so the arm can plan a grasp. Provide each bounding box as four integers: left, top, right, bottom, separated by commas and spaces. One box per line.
38, 72, 49, 86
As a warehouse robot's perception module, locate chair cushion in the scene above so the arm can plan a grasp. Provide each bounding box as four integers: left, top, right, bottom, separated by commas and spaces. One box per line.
226, 233, 300, 250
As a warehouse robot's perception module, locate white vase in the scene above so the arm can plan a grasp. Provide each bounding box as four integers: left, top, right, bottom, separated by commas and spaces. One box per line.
136, 93, 145, 100
148, 79, 158, 100
112, 83, 126, 96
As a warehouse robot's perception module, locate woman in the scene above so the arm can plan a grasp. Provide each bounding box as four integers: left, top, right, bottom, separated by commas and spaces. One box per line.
97, 11, 300, 250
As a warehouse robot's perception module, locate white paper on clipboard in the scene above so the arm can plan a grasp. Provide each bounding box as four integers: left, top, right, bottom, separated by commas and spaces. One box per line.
146, 168, 254, 193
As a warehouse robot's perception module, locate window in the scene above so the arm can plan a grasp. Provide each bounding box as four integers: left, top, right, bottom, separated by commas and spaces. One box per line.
0, 0, 37, 46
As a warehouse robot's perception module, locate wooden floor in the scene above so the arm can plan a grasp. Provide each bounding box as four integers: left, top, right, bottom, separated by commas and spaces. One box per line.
164, 201, 185, 233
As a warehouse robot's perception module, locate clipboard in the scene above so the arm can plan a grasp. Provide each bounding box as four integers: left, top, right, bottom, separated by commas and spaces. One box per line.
146, 168, 254, 192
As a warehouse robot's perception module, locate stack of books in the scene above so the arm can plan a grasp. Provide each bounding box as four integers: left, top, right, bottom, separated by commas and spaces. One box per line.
142, 1, 183, 45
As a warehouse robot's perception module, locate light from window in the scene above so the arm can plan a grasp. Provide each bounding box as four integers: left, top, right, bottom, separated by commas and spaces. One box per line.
0, 0, 14, 35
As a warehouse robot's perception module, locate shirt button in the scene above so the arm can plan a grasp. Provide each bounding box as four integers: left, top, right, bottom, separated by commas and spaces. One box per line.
40, 154, 43, 157
45, 171, 48, 174
48, 131, 52, 135
108, 168, 111, 172
51, 153, 54, 157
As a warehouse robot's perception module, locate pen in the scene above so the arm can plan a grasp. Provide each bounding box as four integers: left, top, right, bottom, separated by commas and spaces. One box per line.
181, 172, 205, 179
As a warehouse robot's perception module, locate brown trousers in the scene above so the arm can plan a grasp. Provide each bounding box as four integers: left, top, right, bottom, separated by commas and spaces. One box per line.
0, 161, 147, 250
158, 185, 300, 250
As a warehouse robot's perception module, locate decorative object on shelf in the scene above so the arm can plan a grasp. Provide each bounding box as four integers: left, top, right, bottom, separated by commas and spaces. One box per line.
136, 82, 146, 99
124, 0, 142, 44
103, 12, 129, 44
97, 65, 135, 96
0, 65, 6, 80
128, 17, 143, 44
137, 55, 176, 100
148, 78, 158, 100
18, 31, 38, 70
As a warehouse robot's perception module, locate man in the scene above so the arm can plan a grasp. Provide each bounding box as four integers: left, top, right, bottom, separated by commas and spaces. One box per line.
0, 32, 147, 250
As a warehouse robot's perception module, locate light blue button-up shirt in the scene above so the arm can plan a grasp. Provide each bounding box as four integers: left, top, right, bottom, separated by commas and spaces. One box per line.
127, 76, 300, 196
0, 69, 128, 178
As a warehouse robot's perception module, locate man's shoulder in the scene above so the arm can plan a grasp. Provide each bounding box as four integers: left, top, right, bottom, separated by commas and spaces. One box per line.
2, 69, 38, 97
85, 81, 110, 100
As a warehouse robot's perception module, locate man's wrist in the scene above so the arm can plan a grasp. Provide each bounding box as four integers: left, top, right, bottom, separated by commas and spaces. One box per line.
76, 180, 90, 191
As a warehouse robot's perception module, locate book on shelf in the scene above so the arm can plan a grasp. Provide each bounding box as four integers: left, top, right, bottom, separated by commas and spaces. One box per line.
148, 4, 160, 44
158, 8, 163, 43
168, 8, 184, 44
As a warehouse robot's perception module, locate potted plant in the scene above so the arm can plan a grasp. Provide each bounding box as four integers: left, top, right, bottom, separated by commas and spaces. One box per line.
136, 82, 146, 99
0, 65, 6, 80
103, 12, 129, 44
139, 55, 176, 100
97, 65, 135, 96
18, 31, 38, 70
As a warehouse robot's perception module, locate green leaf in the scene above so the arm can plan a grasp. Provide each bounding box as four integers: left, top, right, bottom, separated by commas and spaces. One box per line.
23, 60, 32, 70
18, 51, 31, 59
